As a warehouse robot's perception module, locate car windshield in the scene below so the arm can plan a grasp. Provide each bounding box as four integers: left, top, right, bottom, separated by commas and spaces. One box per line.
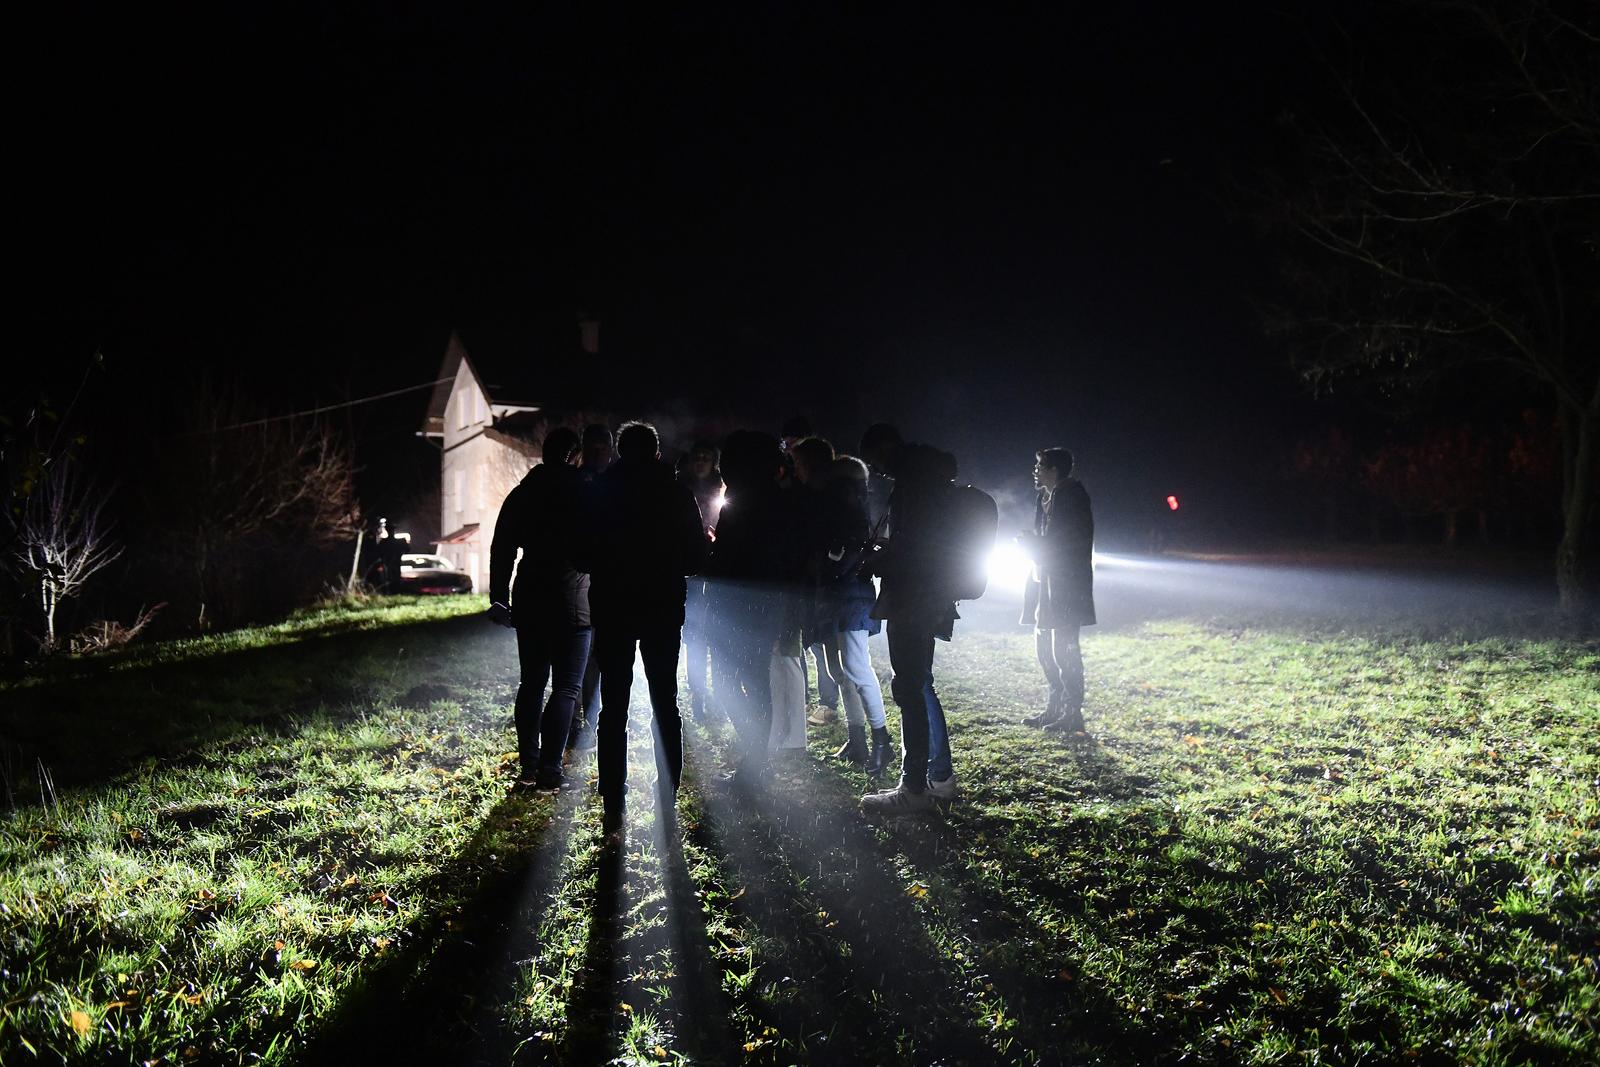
401, 555, 447, 569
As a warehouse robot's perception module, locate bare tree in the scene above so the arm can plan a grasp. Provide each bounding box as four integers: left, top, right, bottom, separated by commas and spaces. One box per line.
8, 458, 121, 651
148, 379, 362, 628
1258, 0, 1599, 610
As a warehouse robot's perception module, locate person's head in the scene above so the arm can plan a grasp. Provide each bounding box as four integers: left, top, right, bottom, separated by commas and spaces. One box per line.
580, 424, 614, 471
779, 415, 813, 452
616, 421, 661, 461
892, 443, 957, 486
858, 423, 903, 476
790, 436, 835, 486
541, 427, 580, 466
681, 440, 719, 480
719, 430, 784, 494
1034, 447, 1074, 491
828, 454, 869, 497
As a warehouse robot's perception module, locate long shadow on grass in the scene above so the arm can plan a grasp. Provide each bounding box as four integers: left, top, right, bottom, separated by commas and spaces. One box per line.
652, 803, 747, 1065
0, 613, 509, 797
671, 730, 1141, 1066
295, 784, 583, 1067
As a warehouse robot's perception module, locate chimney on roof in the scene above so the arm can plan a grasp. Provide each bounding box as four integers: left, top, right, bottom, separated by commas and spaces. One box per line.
579, 316, 600, 355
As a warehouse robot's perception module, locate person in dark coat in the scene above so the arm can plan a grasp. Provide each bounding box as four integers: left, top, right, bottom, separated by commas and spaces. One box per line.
587, 421, 709, 829
486, 427, 591, 789
570, 423, 615, 750
704, 430, 802, 788
1019, 446, 1096, 733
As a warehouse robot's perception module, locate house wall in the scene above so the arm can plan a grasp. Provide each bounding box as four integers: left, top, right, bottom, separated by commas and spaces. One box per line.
437, 361, 535, 592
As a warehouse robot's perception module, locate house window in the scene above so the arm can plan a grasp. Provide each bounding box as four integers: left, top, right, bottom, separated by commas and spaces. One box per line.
456, 391, 468, 430
454, 470, 464, 515
474, 390, 486, 424
473, 465, 483, 511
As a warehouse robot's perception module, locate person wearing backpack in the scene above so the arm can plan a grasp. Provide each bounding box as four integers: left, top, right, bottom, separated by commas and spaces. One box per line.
1019, 447, 1096, 733
858, 438, 965, 814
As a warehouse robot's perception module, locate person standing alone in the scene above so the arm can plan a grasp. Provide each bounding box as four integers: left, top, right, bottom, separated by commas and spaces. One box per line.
1020, 447, 1095, 734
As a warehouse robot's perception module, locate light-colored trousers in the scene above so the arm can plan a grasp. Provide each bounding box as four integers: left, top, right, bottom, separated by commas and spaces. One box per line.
768, 653, 808, 749
823, 629, 887, 731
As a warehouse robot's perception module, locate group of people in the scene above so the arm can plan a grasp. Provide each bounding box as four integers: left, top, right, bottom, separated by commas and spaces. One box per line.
487, 416, 1095, 829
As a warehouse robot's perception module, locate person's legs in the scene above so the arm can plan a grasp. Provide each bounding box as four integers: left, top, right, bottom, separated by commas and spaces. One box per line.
639, 628, 684, 794
514, 623, 555, 776
810, 642, 839, 709
683, 583, 709, 718
926, 680, 954, 784
885, 621, 934, 792
769, 652, 807, 749
594, 629, 637, 807
1051, 625, 1085, 731
570, 652, 601, 748
726, 627, 772, 776
1024, 626, 1065, 727
537, 627, 591, 778
838, 629, 887, 730
825, 637, 866, 729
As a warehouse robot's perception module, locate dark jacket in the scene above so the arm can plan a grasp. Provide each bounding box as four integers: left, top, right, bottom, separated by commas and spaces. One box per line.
807, 478, 878, 636
870, 443, 960, 627
585, 456, 708, 631
704, 480, 805, 639
1020, 479, 1096, 628
490, 461, 590, 630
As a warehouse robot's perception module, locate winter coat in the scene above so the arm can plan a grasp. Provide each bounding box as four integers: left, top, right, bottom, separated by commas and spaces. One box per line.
870, 444, 960, 627
704, 481, 805, 642
805, 479, 879, 638
1020, 479, 1096, 628
585, 457, 709, 631
490, 461, 591, 630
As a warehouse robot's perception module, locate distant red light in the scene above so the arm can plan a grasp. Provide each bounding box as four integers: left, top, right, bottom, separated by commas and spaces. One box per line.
1166, 495, 1180, 511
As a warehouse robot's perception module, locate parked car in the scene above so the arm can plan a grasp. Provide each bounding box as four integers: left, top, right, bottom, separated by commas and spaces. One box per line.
369, 553, 473, 594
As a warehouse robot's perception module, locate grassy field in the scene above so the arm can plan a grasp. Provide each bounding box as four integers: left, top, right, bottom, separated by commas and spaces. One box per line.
0, 594, 1596, 1064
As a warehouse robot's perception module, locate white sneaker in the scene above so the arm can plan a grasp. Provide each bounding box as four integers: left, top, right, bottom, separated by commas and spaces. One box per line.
860, 782, 935, 815
926, 774, 960, 801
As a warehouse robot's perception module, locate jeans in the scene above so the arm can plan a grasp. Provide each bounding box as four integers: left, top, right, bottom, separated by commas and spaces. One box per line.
925, 679, 953, 782
594, 625, 683, 806
515, 624, 594, 775
823, 629, 887, 731
682, 582, 711, 710
1035, 625, 1084, 714
886, 619, 940, 793
807, 642, 839, 709
713, 619, 774, 771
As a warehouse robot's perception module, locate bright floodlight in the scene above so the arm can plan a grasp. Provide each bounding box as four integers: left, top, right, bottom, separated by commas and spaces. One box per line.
986, 540, 1033, 592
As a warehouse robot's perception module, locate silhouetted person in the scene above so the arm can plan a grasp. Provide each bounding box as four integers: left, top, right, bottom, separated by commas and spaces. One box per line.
677, 441, 724, 723
571, 423, 615, 750
705, 430, 801, 788
807, 452, 893, 773
859, 435, 962, 815
790, 436, 843, 729
779, 414, 814, 454
1020, 447, 1096, 733
486, 427, 590, 789
586, 421, 708, 829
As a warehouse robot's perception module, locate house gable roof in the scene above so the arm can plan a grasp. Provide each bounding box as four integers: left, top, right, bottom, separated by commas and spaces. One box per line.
421, 331, 545, 436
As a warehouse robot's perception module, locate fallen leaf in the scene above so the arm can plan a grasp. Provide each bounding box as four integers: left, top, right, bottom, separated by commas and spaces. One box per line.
1270, 987, 1287, 1004
70, 1010, 93, 1036
1181, 735, 1201, 747
905, 883, 930, 900
289, 959, 318, 972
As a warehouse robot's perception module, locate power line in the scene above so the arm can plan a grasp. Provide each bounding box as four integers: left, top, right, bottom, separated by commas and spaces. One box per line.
182, 378, 454, 434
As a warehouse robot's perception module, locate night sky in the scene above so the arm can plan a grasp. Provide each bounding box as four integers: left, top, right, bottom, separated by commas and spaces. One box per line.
26, 2, 1329, 546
